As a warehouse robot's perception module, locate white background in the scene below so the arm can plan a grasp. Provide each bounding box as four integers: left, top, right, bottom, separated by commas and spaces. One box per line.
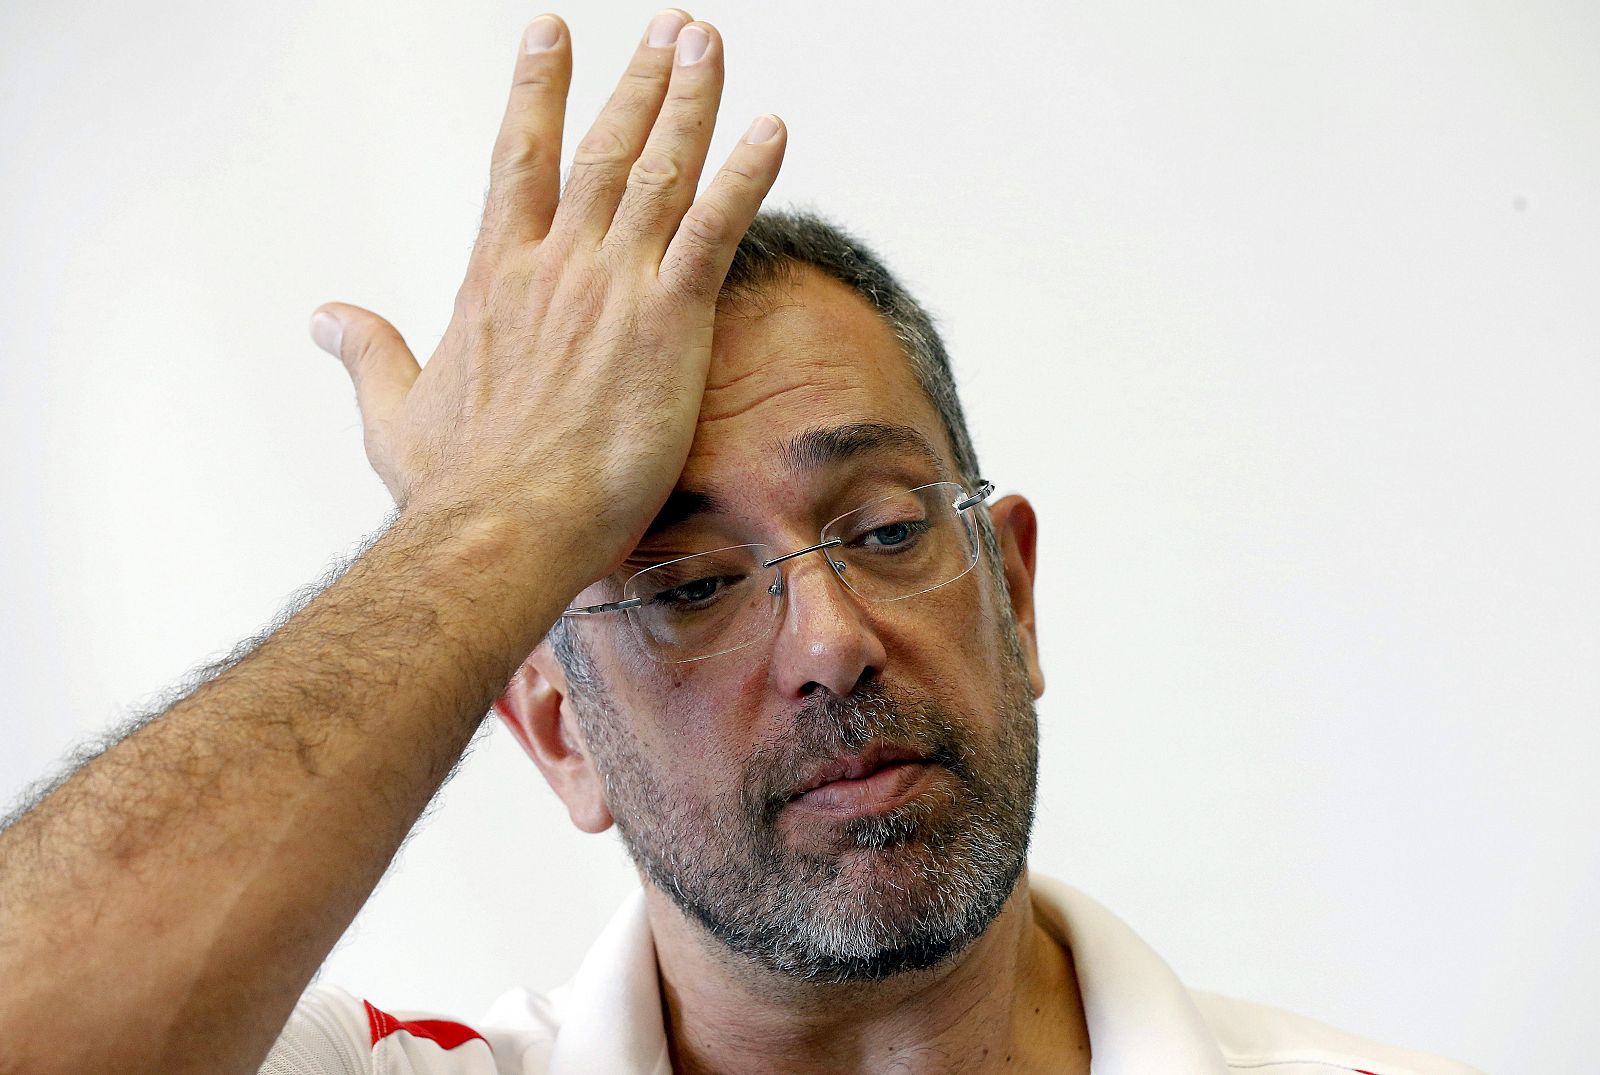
3, 2, 1595, 1072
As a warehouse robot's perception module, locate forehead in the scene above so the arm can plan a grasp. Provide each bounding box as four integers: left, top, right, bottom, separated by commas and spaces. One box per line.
680, 268, 953, 493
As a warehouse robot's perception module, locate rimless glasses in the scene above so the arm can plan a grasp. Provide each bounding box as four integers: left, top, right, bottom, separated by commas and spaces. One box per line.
562, 479, 995, 663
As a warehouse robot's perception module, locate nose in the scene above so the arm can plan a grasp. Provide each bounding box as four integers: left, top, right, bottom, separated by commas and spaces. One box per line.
768, 546, 888, 698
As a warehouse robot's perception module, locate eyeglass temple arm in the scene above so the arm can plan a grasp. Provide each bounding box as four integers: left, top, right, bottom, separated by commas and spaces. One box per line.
955, 480, 994, 512
564, 596, 643, 617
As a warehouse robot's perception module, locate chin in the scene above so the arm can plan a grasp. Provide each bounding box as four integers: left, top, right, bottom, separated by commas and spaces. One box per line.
778, 849, 1027, 984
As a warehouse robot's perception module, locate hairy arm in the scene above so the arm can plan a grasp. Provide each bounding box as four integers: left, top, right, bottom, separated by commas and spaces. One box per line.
0, 507, 564, 1074
0, 10, 784, 1073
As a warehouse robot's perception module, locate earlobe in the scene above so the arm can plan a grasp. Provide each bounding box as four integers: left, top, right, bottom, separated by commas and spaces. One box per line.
494, 646, 616, 834
987, 495, 1045, 699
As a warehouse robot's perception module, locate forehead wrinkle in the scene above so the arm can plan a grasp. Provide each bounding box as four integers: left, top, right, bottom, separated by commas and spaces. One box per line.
696, 354, 868, 427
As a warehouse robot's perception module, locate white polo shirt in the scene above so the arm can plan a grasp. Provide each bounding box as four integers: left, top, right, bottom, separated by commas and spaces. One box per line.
260, 874, 1484, 1075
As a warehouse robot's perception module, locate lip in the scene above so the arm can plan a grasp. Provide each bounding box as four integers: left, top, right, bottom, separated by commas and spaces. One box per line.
790, 761, 935, 818
788, 743, 929, 799
785, 744, 937, 819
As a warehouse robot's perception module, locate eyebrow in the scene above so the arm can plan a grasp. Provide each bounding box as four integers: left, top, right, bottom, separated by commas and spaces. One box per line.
643, 488, 725, 539
779, 421, 946, 475
640, 422, 947, 540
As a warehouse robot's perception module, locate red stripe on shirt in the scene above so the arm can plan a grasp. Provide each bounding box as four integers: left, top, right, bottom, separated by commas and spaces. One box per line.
363, 999, 489, 1052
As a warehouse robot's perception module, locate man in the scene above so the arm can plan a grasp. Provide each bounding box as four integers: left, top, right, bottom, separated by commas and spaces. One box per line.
0, 12, 1482, 1075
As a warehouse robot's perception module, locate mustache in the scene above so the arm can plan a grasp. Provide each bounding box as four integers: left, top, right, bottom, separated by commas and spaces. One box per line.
745, 681, 965, 817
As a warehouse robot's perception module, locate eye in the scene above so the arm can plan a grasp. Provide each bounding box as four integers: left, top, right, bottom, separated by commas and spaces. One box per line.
867, 522, 911, 547
654, 575, 737, 607
859, 519, 928, 549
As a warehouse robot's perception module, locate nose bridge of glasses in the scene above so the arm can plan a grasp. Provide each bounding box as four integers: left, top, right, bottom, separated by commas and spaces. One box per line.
766, 538, 857, 609
761, 537, 843, 570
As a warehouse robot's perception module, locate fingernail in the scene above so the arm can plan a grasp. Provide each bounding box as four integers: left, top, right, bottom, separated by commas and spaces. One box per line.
523, 15, 561, 54
676, 25, 710, 64
743, 114, 780, 144
311, 311, 343, 357
647, 10, 685, 48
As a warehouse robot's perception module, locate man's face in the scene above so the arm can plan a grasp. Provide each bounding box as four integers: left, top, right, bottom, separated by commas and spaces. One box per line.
557, 268, 1042, 982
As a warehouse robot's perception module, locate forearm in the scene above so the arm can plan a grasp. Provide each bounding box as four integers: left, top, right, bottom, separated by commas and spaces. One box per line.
0, 4, 785, 1068
0, 506, 567, 1075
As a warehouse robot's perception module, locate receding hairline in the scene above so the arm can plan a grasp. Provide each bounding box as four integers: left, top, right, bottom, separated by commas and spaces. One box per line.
711, 210, 981, 487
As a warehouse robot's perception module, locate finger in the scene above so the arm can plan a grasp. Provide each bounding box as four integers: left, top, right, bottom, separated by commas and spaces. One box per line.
548, 8, 690, 244
476, 14, 573, 252
659, 114, 787, 297
604, 21, 724, 254
311, 303, 420, 426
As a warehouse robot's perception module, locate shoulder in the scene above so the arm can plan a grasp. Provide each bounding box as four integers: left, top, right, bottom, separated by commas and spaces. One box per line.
258, 983, 560, 1075
1189, 989, 1487, 1075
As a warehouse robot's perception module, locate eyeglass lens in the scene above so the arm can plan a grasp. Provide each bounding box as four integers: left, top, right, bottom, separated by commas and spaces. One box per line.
623, 483, 979, 663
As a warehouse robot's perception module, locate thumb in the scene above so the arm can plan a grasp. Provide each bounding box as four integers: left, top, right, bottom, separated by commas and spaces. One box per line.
310, 302, 421, 425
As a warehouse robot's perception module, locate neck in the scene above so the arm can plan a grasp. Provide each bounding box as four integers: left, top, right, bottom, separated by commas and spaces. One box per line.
646, 872, 1090, 1075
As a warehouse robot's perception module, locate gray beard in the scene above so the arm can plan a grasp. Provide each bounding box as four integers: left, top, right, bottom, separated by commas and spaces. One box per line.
574, 646, 1039, 984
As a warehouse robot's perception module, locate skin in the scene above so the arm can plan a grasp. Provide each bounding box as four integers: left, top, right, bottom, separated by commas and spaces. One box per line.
0, 12, 784, 1074
495, 268, 1091, 1073
0, 10, 1090, 1074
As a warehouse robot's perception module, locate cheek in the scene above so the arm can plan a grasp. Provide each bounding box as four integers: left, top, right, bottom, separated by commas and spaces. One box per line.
606, 662, 766, 783
875, 574, 991, 663
878, 581, 1015, 722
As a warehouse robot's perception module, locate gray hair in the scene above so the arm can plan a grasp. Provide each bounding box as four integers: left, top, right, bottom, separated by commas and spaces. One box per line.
550, 210, 986, 683
717, 210, 981, 484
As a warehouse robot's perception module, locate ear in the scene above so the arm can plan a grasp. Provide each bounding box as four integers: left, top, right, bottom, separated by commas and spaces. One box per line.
988, 494, 1045, 698
494, 642, 615, 834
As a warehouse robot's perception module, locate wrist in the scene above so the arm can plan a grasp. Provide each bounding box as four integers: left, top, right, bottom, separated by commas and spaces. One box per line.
386, 498, 599, 636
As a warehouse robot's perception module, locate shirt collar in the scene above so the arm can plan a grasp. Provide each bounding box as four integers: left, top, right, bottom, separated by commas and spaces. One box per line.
544, 887, 671, 1075
533, 873, 1229, 1075
1028, 875, 1230, 1075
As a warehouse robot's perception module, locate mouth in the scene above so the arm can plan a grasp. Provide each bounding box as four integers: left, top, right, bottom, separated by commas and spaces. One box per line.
786, 744, 937, 819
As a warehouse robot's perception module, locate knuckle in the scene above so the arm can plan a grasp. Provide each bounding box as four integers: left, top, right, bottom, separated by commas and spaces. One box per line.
715, 159, 761, 187
627, 150, 680, 190
680, 202, 732, 248
659, 82, 711, 115
571, 126, 630, 169
619, 67, 666, 95
490, 135, 551, 183
351, 331, 387, 371
510, 67, 562, 94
